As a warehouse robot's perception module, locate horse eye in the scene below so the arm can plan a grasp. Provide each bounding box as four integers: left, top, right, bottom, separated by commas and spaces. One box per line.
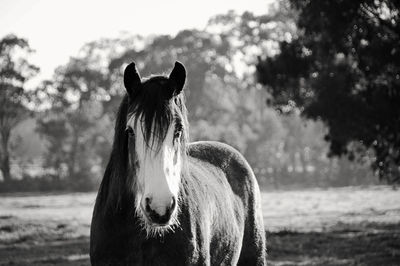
174, 130, 182, 140
126, 126, 134, 136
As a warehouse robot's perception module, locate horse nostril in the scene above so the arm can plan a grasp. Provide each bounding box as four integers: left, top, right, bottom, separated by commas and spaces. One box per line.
170, 197, 176, 210
164, 197, 176, 218
145, 197, 152, 213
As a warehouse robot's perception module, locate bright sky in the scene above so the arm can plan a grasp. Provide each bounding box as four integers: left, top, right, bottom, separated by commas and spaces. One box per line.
0, 0, 274, 85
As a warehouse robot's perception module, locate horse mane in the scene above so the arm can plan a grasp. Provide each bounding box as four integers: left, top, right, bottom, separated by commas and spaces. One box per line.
96, 76, 189, 217
96, 95, 131, 216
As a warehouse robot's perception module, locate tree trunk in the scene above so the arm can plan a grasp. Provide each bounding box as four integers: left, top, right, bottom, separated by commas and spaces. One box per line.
0, 130, 11, 183
1, 154, 11, 183
67, 127, 79, 180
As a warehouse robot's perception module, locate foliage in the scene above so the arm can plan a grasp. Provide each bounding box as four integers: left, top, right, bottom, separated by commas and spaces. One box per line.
105, 8, 374, 189
0, 34, 39, 183
256, 0, 400, 183
0, 4, 380, 191
35, 52, 109, 190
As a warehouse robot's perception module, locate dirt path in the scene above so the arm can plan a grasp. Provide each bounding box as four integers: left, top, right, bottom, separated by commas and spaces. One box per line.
1, 223, 399, 266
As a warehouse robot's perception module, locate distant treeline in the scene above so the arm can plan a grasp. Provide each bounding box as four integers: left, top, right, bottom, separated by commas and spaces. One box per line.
2, 1, 392, 192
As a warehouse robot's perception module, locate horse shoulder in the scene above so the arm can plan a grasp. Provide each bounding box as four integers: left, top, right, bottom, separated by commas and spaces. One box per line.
187, 141, 260, 197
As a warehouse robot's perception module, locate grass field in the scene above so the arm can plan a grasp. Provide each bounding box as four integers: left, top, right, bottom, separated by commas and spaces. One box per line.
0, 186, 399, 265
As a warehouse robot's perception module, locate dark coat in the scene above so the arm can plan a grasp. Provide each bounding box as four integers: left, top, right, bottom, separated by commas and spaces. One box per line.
90, 141, 266, 266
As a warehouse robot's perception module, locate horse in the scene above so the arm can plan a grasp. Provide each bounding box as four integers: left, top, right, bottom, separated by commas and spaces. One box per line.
90, 61, 267, 265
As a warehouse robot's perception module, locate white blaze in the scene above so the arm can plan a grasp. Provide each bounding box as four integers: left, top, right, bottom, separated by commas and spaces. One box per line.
130, 118, 181, 217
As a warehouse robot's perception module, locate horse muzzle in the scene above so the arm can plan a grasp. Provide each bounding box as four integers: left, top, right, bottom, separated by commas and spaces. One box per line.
141, 196, 177, 225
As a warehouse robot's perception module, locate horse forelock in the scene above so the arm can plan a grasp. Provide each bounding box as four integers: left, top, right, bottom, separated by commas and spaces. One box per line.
127, 76, 189, 153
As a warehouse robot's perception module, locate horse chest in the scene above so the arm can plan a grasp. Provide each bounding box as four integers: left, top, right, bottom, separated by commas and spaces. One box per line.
132, 230, 203, 265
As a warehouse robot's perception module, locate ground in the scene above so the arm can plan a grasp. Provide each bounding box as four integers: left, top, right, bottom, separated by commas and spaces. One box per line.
0, 186, 399, 265
268, 223, 400, 266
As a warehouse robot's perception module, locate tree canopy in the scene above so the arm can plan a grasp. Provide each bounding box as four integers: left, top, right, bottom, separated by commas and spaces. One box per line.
256, 0, 400, 183
36, 48, 110, 190
0, 5, 379, 191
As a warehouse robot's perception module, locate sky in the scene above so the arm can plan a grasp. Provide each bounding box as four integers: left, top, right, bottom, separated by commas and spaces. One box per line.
0, 0, 273, 85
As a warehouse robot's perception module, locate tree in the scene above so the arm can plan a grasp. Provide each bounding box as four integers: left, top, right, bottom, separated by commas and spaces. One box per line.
105, 8, 363, 189
36, 53, 109, 189
256, 0, 400, 183
0, 34, 39, 182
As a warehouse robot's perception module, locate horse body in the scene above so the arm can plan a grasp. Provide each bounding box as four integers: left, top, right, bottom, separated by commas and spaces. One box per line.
91, 141, 265, 265
90, 61, 266, 265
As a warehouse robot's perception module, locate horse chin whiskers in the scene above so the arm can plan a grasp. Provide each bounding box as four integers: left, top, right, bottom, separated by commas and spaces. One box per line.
134, 203, 181, 239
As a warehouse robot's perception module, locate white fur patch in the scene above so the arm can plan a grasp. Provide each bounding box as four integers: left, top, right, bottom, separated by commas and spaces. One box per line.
127, 116, 182, 237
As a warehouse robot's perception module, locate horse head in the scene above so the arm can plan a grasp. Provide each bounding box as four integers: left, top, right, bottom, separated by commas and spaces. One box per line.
123, 61, 188, 236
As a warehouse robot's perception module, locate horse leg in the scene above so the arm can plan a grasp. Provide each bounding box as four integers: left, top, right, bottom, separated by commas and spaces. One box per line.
237, 189, 267, 266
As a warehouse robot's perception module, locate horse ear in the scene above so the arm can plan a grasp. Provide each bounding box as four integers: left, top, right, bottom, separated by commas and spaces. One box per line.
124, 62, 142, 98
168, 61, 186, 96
